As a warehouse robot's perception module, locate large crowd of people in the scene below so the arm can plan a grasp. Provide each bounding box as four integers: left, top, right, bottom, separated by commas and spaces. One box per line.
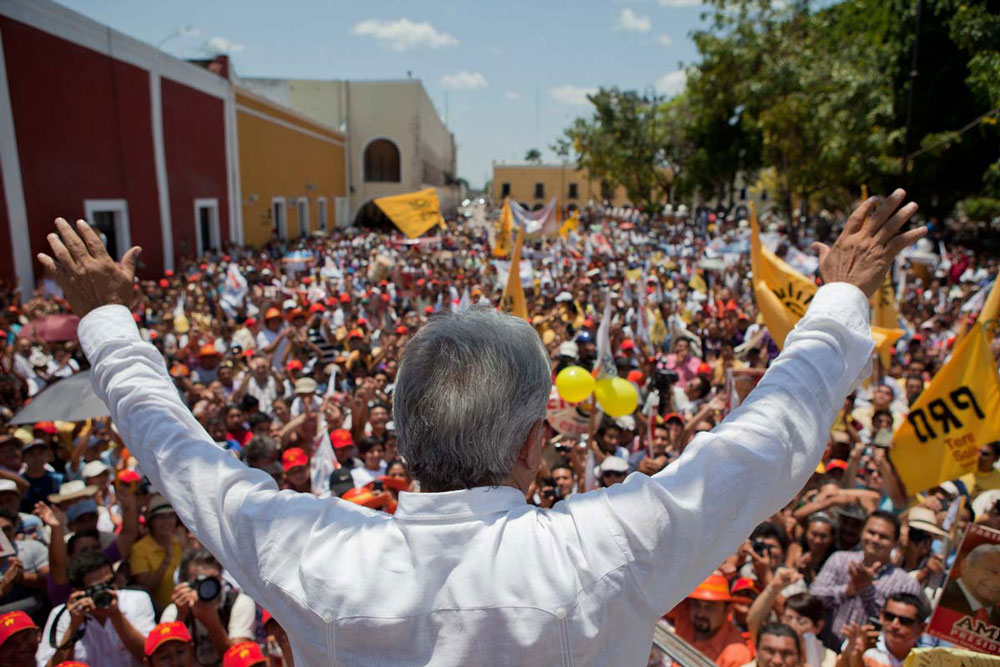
0, 201, 998, 667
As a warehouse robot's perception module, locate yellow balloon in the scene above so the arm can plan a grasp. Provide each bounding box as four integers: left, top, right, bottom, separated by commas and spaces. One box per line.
555, 366, 596, 403
594, 377, 639, 417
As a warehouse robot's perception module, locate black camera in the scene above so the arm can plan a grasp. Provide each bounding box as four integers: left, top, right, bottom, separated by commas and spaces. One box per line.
654, 368, 679, 392
85, 581, 114, 609
191, 575, 222, 602
751, 539, 770, 557
371, 480, 384, 492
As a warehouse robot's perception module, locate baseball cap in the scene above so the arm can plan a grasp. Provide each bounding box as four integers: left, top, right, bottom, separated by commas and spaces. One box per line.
620, 339, 635, 352
33, 421, 59, 435
22, 438, 47, 453
286, 359, 303, 372
599, 456, 629, 474
222, 641, 267, 667
662, 412, 684, 426
557, 341, 579, 360
294, 378, 317, 395
339, 292, 351, 303
555, 291, 573, 303
687, 573, 732, 602
144, 622, 191, 657
395, 325, 408, 335
423, 306, 434, 315
310, 303, 325, 313
329, 467, 355, 497
281, 447, 308, 472
198, 344, 220, 357
117, 469, 142, 484
282, 299, 298, 311
0, 479, 20, 496
730, 577, 760, 603
264, 308, 282, 320
330, 429, 354, 449
66, 498, 99, 523
825, 459, 848, 472
0, 610, 37, 646
81, 460, 111, 480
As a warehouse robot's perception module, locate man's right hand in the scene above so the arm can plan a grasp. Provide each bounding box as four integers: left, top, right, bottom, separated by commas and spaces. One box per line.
67, 590, 95, 624
170, 582, 198, 620
37, 218, 142, 318
811, 189, 925, 298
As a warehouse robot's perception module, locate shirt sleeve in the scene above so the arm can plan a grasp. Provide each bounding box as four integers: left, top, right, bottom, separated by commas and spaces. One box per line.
79, 305, 331, 607
36, 604, 75, 664
160, 603, 179, 622
227, 592, 257, 641
582, 283, 874, 616
810, 552, 849, 608
124, 589, 157, 637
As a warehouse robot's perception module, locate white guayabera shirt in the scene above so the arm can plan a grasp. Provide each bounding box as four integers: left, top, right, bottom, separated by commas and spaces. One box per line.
80, 284, 873, 666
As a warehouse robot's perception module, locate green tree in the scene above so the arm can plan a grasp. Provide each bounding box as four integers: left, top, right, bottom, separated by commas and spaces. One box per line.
524, 148, 542, 164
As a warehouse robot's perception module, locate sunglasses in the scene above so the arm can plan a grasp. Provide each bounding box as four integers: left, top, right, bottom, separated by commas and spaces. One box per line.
908, 528, 929, 543
601, 471, 627, 478
881, 610, 919, 627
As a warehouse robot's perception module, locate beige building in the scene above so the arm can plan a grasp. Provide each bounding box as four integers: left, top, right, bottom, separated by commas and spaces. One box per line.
239, 77, 458, 225
491, 164, 633, 210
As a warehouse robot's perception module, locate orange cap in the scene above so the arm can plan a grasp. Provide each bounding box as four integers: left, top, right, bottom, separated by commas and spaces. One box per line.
264, 308, 281, 320
0, 611, 37, 645
687, 574, 732, 602
144, 622, 191, 656
626, 370, 643, 384
222, 641, 267, 667
198, 344, 219, 357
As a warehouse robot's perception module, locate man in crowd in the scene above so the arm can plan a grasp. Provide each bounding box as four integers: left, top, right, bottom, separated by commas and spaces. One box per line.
669, 573, 753, 667
839, 593, 928, 667
0, 610, 41, 667
937, 543, 1000, 626
810, 511, 926, 643
143, 621, 195, 667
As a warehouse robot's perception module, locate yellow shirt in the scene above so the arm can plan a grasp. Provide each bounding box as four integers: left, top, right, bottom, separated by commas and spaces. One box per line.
129, 534, 182, 609
960, 467, 1000, 498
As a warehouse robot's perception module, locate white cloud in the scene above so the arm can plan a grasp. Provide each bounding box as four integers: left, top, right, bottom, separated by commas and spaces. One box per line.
657, 0, 702, 6
655, 69, 687, 96
550, 85, 597, 106
441, 71, 488, 90
350, 18, 458, 51
618, 8, 651, 32
505, 91, 520, 100
657, 34, 673, 47
206, 36, 244, 53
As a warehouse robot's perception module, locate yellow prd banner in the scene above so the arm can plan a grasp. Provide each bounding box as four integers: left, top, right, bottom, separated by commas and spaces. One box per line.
750, 202, 818, 348
499, 228, 528, 320
890, 323, 1000, 495
374, 188, 445, 239
872, 273, 900, 330
494, 197, 513, 257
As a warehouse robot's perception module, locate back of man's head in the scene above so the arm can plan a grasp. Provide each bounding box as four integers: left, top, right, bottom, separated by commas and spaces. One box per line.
394, 307, 550, 492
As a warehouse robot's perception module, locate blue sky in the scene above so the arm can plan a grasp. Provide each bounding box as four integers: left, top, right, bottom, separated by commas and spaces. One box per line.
59, 0, 712, 188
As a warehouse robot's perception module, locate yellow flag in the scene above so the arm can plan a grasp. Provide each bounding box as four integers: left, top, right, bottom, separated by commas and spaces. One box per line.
871, 325, 905, 368
871, 273, 900, 329
374, 188, 445, 239
688, 270, 707, 294
500, 228, 529, 320
558, 212, 579, 239
494, 197, 513, 257
749, 202, 818, 347
979, 274, 1000, 338
890, 323, 1000, 495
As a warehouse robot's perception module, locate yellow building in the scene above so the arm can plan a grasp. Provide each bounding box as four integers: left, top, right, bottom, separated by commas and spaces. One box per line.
235, 87, 348, 246
491, 164, 632, 209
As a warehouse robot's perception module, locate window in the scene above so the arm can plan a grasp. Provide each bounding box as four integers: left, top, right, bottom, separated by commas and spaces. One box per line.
363, 138, 401, 182
83, 199, 130, 260
317, 198, 328, 231
761, 189, 769, 201
601, 181, 613, 200
568, 183, 579, 199
296, 197, 309, 236
534, 183, 545, 199
334, 197, 349, 228
501, 183, 511, 197
193, 198, 220, 256
739, 187, 748, 201
272, 197, 287, 239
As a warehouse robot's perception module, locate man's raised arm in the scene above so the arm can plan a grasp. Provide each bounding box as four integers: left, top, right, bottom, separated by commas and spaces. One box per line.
36, 219, 322, 604
580, 191, 924, 614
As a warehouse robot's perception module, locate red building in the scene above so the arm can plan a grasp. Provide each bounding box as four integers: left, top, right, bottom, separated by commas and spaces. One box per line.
0, 0, 243, 289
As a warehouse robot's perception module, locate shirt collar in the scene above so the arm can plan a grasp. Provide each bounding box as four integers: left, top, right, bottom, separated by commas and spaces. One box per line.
394, 485, 526, 520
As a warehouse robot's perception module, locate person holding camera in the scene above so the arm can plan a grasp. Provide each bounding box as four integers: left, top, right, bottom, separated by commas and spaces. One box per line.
159, 548, 255, 666
37, 550, 155, 666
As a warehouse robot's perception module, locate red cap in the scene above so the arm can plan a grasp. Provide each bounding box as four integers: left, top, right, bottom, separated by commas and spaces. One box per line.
356, 318, 368, 328
281, 447, 308, 471
288, 309, 305, 321
222, 641, 267, 667
158, 279, 169, 288
663, 412, 684, 425
381, 293, 391, 302
261, 610, 273, 626
730, 577, 761, 602
696, 362, 712, 375
0, 610, 37, 645
626, 370, 643, 384
55, 662, 91, 667
349, 329, 364, 339
117, 469, 142, 484
33, 421, 58, 435
264, 308, 282, 320
198, 344, 220, 357
199, 263, 208, 271
310, 303, 325, 313
244, 318, 256, 328
416, 278, 426, 287
302, 276, 312, 285
330, 429, 354, 449
826, 459, 848, 472
223, 255, 231, 262
339, 292, 351, 304
325, 296, 338, 307
285, 359, 303, 372
583, 319, 595, 328
620, 339, 635, 351
144, 621, 191, 656
424, 306, 434, 315
395, 325, 408, 335
379, 280, 388, 287
164, 269, 174, 277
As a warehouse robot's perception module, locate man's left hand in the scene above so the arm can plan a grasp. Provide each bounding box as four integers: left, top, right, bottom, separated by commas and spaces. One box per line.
37, 218, 141, 317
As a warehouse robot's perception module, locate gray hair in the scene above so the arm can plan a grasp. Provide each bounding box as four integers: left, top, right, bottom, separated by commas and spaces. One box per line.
966, 543, 1000, 567
394, 306, 551, 491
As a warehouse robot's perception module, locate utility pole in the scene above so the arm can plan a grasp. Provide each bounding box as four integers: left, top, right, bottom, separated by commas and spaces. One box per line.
901, 0, 924, 186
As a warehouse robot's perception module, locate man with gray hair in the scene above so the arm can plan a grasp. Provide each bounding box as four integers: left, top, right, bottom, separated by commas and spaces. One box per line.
938, 542, 1000, 626
37, 189, 923, 665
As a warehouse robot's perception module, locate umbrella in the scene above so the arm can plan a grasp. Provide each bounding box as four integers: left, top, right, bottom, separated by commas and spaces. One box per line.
9, 370, 109, 424
17, 314, 80, 342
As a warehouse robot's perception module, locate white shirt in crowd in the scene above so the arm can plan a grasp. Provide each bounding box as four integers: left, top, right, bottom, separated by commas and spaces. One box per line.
37, 588, 156, 667
80, 283, 873, 666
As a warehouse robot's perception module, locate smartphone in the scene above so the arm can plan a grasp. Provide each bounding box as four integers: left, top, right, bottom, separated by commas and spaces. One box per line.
372, 480, 384, 492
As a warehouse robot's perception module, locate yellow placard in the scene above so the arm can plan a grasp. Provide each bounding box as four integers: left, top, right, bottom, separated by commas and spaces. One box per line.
374, 188, 445, 239
499, 228, 528, 320
890, 324, 1000, 495
494, 197, 513, 257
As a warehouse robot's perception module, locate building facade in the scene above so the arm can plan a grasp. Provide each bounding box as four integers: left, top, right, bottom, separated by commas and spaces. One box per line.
239, 78, 459, 225
491, 164, 632, 210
